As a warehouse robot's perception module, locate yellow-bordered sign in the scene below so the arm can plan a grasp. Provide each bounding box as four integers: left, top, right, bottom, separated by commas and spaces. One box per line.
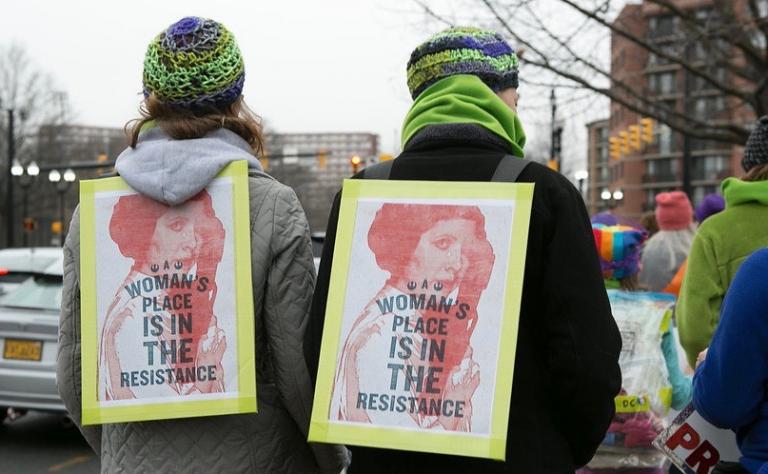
79, 160, 257, 425
309, 179, 533, 461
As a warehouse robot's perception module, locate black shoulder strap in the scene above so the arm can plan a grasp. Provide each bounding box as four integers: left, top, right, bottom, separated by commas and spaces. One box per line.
362, 155, 528, 181
362, 160, 394, 180
491, 155, 531, 183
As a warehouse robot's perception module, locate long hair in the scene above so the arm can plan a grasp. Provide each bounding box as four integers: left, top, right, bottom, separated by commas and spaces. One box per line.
126, 94, 264, 155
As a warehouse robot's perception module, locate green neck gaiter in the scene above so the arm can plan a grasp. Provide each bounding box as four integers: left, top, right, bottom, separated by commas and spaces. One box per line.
401, 75, 526, 157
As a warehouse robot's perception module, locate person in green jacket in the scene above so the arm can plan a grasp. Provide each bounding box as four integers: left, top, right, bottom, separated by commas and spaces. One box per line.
677, 115, 768, 368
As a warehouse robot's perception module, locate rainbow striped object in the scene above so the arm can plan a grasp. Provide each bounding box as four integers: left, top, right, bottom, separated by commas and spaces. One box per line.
592, 224, 648, 280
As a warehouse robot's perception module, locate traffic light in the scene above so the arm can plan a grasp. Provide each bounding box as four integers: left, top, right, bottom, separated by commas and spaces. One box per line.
259, 157, 269, 171
96, 153, 109, 176
640, 118, 655, 144
23, 218, 36, 232
379, 154, 394, 162
628, 125, 641, 151
350, 155, 362, 174
619, 131, 630, 155
609, 137, 622, 160
547, 160, 559, 172
317, 150, 328, 169
51, 221, 62, 235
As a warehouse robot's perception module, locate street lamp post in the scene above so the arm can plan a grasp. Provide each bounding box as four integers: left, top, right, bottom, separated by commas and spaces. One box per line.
574, 170, 589, 198
600, 188, 624, 210
5, 108, 16, 248
49, 168, 76, 246
16, 161, 40, 247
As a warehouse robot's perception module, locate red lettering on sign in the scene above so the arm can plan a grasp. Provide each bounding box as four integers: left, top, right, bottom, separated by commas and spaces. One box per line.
685, 440, 720, 474
665, 422, 700, 450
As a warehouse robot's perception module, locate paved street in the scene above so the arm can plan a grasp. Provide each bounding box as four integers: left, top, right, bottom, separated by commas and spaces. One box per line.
1, 412, 99, 474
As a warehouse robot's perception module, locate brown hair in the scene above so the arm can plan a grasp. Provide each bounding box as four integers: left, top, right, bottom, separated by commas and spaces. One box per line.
126, 94, 264, 155
619, 274, 642, 292
639, 211, 659, 238
743, 163, 768, 182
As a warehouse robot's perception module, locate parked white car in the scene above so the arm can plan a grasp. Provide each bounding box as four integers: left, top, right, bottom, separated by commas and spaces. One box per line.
0, 248, 62, 296
0, 248, 65, 420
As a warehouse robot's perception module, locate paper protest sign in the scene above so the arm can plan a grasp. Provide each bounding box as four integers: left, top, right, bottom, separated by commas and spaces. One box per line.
79, 160, 256, 424
309, 179, 533, 460
654, 404, 741, 474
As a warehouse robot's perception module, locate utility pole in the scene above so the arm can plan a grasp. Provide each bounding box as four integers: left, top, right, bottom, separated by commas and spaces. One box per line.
5, 108, 15, 248
681, 70, 692, 200
550, 89, 557, 168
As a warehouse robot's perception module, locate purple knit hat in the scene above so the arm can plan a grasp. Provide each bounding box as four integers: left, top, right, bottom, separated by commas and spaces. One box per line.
695, 194, 725, 223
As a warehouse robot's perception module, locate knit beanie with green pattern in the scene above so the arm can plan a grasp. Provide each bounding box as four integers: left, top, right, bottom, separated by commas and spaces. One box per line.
143, 17, 245, 109
407, 27, 519, 100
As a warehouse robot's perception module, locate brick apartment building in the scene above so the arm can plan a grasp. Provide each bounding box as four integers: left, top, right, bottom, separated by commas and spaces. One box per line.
588, 0, 758, 219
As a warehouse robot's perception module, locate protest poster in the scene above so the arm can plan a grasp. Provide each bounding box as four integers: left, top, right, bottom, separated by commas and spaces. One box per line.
653, 404, 741, 474
309, 179, 534, 460
79, 160, 256, 424
585, 291, 676, 470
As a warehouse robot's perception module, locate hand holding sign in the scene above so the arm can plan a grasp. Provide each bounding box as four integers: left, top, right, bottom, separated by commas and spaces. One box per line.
439, 348, 480, 431
195, 325, 227, 393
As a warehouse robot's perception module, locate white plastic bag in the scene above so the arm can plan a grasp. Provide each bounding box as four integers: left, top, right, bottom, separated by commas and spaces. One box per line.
586, 290, 676, 469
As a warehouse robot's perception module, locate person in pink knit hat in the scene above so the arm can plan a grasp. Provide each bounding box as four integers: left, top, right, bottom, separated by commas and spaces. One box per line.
638, 191, 696, 292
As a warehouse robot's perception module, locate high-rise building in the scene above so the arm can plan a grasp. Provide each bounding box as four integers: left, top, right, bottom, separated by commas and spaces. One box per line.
8, 126, 377, 246
595, 0, 755, 219
586, 119, 611, 214
264, 132, 379, 232
8, 124, 127, 246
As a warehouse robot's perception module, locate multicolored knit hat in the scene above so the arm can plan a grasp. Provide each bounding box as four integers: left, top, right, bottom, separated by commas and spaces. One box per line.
143, 17, 245, 108
592, 224, 648, 280
407, 27, 519, 100
743, 115, 768, 172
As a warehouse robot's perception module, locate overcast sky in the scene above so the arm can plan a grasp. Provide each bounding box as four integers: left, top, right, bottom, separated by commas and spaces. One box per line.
3, 0, 605, 170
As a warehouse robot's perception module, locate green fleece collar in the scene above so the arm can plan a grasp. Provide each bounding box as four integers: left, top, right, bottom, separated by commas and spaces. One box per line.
401, 75, 526, 156
722, 177, 768, 207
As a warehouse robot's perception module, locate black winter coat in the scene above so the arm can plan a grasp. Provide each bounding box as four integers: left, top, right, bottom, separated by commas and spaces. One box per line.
305, 124, 622, 473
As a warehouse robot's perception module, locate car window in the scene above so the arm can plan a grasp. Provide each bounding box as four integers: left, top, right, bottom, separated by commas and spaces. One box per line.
0, 274, 63, 311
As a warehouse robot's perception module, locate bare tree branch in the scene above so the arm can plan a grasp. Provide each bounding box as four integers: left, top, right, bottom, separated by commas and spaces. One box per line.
478, 0, 747, 143
556, 0, 756, 106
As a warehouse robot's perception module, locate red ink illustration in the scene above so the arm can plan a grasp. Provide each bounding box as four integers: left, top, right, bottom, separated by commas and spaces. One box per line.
99, 190, 227, 400
332, 204, 495, 431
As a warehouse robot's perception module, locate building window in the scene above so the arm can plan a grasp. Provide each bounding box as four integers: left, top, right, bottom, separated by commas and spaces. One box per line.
649, 72, 677, 95
693, 185, 719, 207
693, 96, 725, 117
648, 158, 677, 181
649, 16, 676, 39
648, 42, 679, 66
657, 124, 673, 155
689, 68, 727, 92
693, 155, 728, 180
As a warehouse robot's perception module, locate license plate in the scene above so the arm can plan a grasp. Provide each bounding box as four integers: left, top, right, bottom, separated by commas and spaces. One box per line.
3, 339, 42, 361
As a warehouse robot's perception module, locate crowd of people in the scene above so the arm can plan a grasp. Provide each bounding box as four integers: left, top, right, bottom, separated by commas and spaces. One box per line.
54, 15, 768, 474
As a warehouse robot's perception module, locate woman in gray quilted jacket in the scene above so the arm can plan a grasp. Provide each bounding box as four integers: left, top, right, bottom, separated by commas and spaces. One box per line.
56, 16, 349, 473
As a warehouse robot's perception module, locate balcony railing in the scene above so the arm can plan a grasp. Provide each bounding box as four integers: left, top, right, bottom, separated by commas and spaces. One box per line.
642, 172, 679, 184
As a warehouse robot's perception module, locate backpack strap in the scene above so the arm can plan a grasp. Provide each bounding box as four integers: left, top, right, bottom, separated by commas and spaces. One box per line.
362, 155, 528, 181
361, 160, 394, 180
491, 155, 531, 183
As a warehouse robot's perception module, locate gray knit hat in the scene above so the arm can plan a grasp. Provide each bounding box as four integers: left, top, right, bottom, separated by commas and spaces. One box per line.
743, 116, 768, 172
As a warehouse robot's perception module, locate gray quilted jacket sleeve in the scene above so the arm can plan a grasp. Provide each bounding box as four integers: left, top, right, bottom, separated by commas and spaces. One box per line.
57, 206, 102, 454
260, 184, 350, 473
